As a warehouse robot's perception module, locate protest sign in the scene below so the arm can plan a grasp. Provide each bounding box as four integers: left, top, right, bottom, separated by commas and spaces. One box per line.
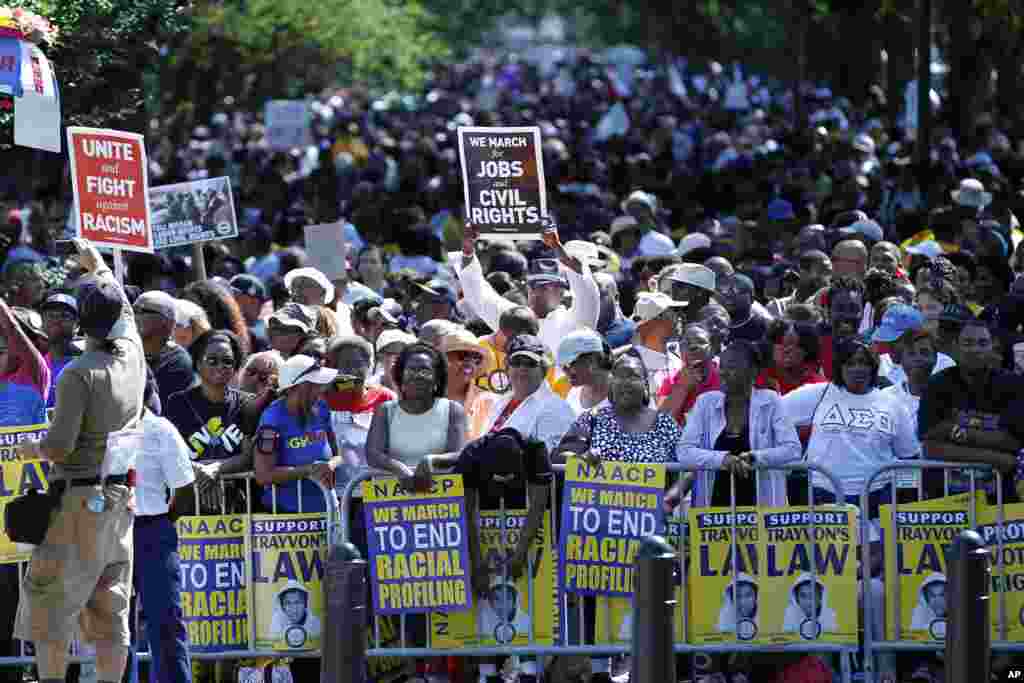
363, 474, 472, 616
0, 424, 49, 564
151, 177, 238, 249
14, 41, 60, 153
251, 514, 327, 651
457, 126, 547, 240
688, 507, 762, 644
431, 509, 557, 647
759, 507, 859, 644
558, 455, 665, 597
978, 503, 1024, 641
303, 222, 348, 280
265, 100, 311, 151
594, 515, 686, 645
881, 493, 984, 642
67, 127, 153, 253
177, 515, 248, 652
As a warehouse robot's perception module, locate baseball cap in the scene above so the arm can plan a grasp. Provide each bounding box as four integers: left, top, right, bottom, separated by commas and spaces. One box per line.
42, 293, 78, 315
556, 330, 605, 367
134, 290, 178, 324
376, 328, 417, 354
666, 263, 717, 293
871, 304, 925, 343
842, 219, 884, 243
631, 292, 687, 325
268, 302, 317, 335
284, 267, 335, 305
677, 233, 712, 258
368, 299, 403, 325
230, 274, 268, 301
766, 198, 795, 221
507, 334, 549, 364
277, 354, 338, 391
938, 303, 973, 324
415, 279, 457, 303
609, 215, 640, 239
526, 259, 568, 288
79, 279, 124, 340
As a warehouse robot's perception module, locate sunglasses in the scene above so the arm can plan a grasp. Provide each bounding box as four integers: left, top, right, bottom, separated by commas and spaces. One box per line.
508, 356, 541, 369
450, 351, 483, 365
204, 356, 236, 369
43, 309, 76, 321
269, 321, 305, 336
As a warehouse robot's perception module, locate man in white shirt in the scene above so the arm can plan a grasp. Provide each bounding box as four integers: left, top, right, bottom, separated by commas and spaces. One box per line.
872, 304, 955, 386
134, 388, 197, 683
879, 323, 935, 493
455, 223, 600, 358
625, 292, 687, 396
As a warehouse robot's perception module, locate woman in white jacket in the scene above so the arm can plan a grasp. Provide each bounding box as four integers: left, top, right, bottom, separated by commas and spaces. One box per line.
677, 340, 802, 508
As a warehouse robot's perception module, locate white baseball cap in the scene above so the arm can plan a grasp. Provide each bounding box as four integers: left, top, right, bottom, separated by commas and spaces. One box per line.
284, 267, 335, 305
666, 263, 717, 293
278, 354, 338, 391
631, 292, 687, 326
375, 329, 417, 354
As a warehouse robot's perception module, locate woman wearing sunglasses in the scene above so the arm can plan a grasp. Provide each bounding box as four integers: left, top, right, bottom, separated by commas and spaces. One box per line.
441, 328, 499, 439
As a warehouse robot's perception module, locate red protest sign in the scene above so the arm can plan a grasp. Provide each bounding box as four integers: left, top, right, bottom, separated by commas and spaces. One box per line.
67, 127, 154, 253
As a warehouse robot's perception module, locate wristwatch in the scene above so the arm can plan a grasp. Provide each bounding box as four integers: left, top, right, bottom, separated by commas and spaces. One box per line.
950, 425, 968, 445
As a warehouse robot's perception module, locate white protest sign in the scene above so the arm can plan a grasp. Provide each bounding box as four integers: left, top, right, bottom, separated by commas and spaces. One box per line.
303, 222, 348, 280
265, 100, 312, 151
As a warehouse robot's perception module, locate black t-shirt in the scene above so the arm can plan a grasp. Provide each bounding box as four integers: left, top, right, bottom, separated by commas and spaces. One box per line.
164, 383, 254, 463
150, 343, 195, 409
918, 367, 1024, 501
455, 430, 553, 510
729, 312, 770, 344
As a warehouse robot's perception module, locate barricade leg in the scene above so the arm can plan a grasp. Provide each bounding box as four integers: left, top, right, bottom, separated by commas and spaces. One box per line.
322, 542, 367, 683
945, 530, 989, 683
630, 536, 676, 683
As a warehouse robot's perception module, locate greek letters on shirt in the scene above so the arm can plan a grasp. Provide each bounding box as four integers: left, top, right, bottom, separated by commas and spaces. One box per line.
817, 403, 894, 435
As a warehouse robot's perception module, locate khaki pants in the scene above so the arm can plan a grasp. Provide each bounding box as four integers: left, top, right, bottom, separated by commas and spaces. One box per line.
15, 484, 134, 679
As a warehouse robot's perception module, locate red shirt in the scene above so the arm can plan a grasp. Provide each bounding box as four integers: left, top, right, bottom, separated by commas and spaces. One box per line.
756, 363, 827, 396
657, 360, 721, 425
324, 385, 395, 414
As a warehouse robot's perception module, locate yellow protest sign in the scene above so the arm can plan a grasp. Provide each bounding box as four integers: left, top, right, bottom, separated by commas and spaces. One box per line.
0, 424, 50, 564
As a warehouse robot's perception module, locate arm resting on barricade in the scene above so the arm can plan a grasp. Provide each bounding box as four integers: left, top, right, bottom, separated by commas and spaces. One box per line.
921, 440, 1015, 470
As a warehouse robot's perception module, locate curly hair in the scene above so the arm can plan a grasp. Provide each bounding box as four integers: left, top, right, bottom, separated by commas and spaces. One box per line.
767, 318, 820, 364
182, 279, 252, 354
832, 337, 880, 391
393, 342, 448, 398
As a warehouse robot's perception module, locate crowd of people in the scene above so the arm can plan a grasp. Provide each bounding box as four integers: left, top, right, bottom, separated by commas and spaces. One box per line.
3, 49, 1024, 683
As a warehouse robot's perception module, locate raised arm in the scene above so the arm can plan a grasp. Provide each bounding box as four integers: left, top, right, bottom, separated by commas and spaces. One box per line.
453, 224, 516, 332
0, 298, 47, 397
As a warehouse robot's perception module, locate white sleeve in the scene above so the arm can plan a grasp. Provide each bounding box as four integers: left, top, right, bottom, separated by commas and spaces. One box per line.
890, 400, 921, 461
158, 417, 197, 490
564, 262, 600, 331
535, 401, 576, 455
675, 394, 728, 470
453, 253, 515, 333
780, 383, 830, 427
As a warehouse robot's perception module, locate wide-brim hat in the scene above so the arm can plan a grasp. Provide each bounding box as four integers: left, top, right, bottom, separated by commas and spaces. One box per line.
951, 178, 993, 210
284, 267, 335, 305
278, 354, 338, 391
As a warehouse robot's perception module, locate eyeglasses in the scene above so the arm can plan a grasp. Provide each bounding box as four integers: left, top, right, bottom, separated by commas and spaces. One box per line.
204, 356, 235, 369
268, 321, 305, 336
508, 356, 541, 369
450, 351, 483, 366
403, 367, 436, 379
43, 309, 76, 322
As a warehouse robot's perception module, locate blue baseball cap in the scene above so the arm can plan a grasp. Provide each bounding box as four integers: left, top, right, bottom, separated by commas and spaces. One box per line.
872, 304, 925, 343
766, 198, 795, 221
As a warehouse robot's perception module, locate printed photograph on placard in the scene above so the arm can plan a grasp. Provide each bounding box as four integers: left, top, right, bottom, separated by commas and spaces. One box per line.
150, 176, 238, 249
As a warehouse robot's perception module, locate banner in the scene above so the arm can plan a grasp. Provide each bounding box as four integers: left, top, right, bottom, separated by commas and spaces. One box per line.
559, 456, 665, 596
177, 515, 248, 653
0, 424, 49, 564
594, 515, 687, 645
880, 493, 984, 642
457, 126, 547, 241
265, 100, 311, 151
251, 514, 327, 651
151, 177, 238, 249
67, 127, 153, 253
431, 509, 556, 647
979, 503, 1024, 641
688, 508, 762, 644
759, 507, 859, 644
363, 475, 472, 615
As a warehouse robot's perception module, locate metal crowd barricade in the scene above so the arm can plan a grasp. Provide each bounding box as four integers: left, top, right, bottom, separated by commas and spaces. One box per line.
0, 471, 338, 668
337, 461, 857, 683
859, 461, 1024, 683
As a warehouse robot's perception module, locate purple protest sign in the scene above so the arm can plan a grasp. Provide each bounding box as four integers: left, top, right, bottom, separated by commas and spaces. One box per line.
363, 474, 473, 615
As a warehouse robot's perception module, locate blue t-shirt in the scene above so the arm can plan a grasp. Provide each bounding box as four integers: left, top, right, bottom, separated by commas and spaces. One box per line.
0, 382, 46, 427
258, 398, 332, 513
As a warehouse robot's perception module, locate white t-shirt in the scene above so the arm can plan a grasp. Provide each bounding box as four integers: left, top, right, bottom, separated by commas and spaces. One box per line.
634, 345, 680, 399
565, 387, 611, 417
879, 383, 924, 490
137, 410, 197, 516
781, 384, 919, 497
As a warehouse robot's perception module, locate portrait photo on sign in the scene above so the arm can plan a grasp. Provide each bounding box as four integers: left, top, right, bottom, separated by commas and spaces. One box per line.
718, 574, 759, 640
783, 573, 838, 639
271, 580, 321, 648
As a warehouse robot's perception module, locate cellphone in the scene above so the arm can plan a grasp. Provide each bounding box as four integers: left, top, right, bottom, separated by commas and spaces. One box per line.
55, 240, 78, 257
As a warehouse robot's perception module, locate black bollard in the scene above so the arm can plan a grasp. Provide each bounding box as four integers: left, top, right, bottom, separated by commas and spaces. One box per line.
322, 541, 367, 683
631, 535, 677, 683
945, 530, 989, 683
